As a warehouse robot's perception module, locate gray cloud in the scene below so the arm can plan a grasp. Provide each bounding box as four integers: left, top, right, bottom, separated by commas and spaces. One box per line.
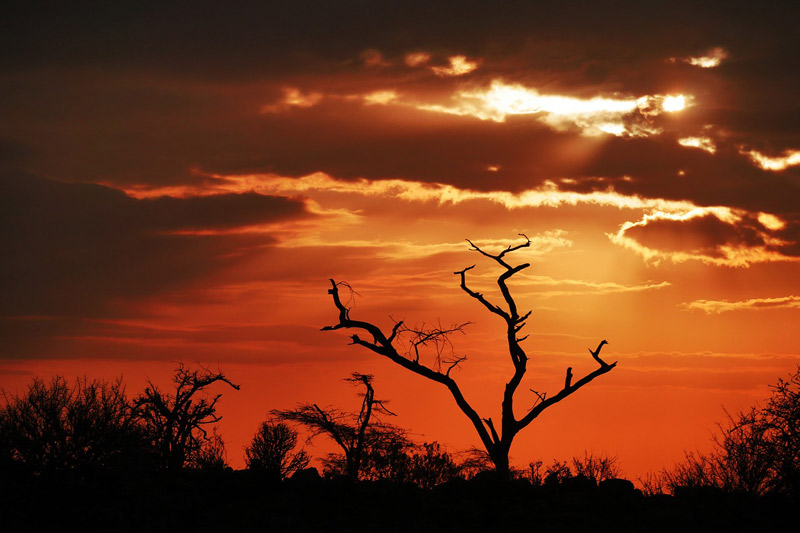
0, 172, 309, 316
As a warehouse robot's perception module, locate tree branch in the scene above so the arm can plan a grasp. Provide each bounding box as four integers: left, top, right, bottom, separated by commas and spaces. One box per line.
482, 417, 501, 445
321, 278, 497, 456
454, 266, 509, 320
518, 342, 617, 429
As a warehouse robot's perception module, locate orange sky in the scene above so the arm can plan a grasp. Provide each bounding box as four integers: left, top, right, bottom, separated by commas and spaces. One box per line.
1, 2, 799, 480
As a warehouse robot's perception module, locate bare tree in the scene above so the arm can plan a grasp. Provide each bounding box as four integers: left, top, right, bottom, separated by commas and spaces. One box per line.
133, 363, 239, 471
274, 373, 405, 481
244, 418, 310, 480
323, 235, 616, 478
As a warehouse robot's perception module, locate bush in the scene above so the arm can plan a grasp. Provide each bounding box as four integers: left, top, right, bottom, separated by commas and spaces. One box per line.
0, 376, 149, 475
658, 365, 800, 497
244, 419, 309, 480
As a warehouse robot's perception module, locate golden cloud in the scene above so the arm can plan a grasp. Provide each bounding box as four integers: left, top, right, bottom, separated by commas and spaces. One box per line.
512, 275, 671, 297
682, 295, 800, 314
608, 209, 798, 267
678, 136, 716, 153
757, 212, 786, 231
430, 55, 479, 76
261, 87, 323, 113
274, 232, 573, 260
414, 80, 689, 137
670, 47, 728, 68
404, 51, 431, 67
363, 90, 399, 105
122, 172, 797, 268
741, 147, 800, 171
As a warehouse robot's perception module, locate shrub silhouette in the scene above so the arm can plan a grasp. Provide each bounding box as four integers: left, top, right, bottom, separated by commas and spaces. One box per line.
0, 376, 149, 475
244, 418, 310, 480
189, 427, 229, 470
658, 365, 800, 497
526, 453, 621, 486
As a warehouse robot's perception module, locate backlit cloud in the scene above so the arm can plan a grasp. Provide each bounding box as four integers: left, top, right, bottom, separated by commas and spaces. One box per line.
678, 136, 716, 153
609, 209, 799, 267
513, 275, 671, 297
404, 51, 431, 67
363, 90, 399, 105
261, 87, 323, 113
671, 47, 728, 68
430, 55, 479, 76
757, 212, 786, 231
682, 295, 800, 314
274, 232, 573, 260
414, 80, 689, 137
121, 171, 800, 269
742, 148, 800, 171
361, 49, 389, 67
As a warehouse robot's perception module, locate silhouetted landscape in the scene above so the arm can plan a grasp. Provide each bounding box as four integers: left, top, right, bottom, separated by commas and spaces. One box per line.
2, 237, 800, 531
3, 2, 800, 532
2, 363, 799, 532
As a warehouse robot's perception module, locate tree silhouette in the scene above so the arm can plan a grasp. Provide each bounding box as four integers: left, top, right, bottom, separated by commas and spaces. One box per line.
189, 427, 229, 470
133, 363, 239, 471
761, 366, 800, 495
0, 376, 147, 475
660, 365, 800, 497
274, 373, 406, 481
244, 418, 310, 480
405, 442, 463, 488
323, 235, 616, 478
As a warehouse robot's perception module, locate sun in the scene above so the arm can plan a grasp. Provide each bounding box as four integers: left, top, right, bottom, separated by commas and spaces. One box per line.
662, 94, 686, 112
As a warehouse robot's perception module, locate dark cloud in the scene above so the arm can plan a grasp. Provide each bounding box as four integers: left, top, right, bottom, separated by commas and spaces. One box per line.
0, 1, 798, 213
1, 2, 798, 288
622, 211, 798, 261
3, 1, 796, 78
0, 316, 343, 361
0, 172, 309, 316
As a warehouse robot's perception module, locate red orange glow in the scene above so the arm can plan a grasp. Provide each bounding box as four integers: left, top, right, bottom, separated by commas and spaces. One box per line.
2, 10, 799, 484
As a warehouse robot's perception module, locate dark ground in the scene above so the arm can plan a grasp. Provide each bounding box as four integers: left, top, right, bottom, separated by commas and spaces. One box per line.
1, 470, 794, 532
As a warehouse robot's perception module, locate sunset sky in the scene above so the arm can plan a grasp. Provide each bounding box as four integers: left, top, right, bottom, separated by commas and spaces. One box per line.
2, 1, 799, 478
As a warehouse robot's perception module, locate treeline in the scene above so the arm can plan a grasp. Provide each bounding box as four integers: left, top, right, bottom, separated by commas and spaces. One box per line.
0, 363, 238, 477
2, 363, 800, 501
0, 365, 619, 489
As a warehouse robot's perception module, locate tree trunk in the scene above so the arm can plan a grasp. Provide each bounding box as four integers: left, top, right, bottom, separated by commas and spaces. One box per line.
491, 446, 511, 480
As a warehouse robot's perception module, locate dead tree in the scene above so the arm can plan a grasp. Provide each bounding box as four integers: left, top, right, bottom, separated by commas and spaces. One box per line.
323, 235, 616, 479
274, 373, 406, 481
133, 363, 240, 471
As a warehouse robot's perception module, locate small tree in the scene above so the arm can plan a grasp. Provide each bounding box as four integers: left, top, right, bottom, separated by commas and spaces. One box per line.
244, 418, 310, 480
323, 235, 616, 478
133, 363, 239, 471
274, 373, 404, 481
0, 376, 146, 475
